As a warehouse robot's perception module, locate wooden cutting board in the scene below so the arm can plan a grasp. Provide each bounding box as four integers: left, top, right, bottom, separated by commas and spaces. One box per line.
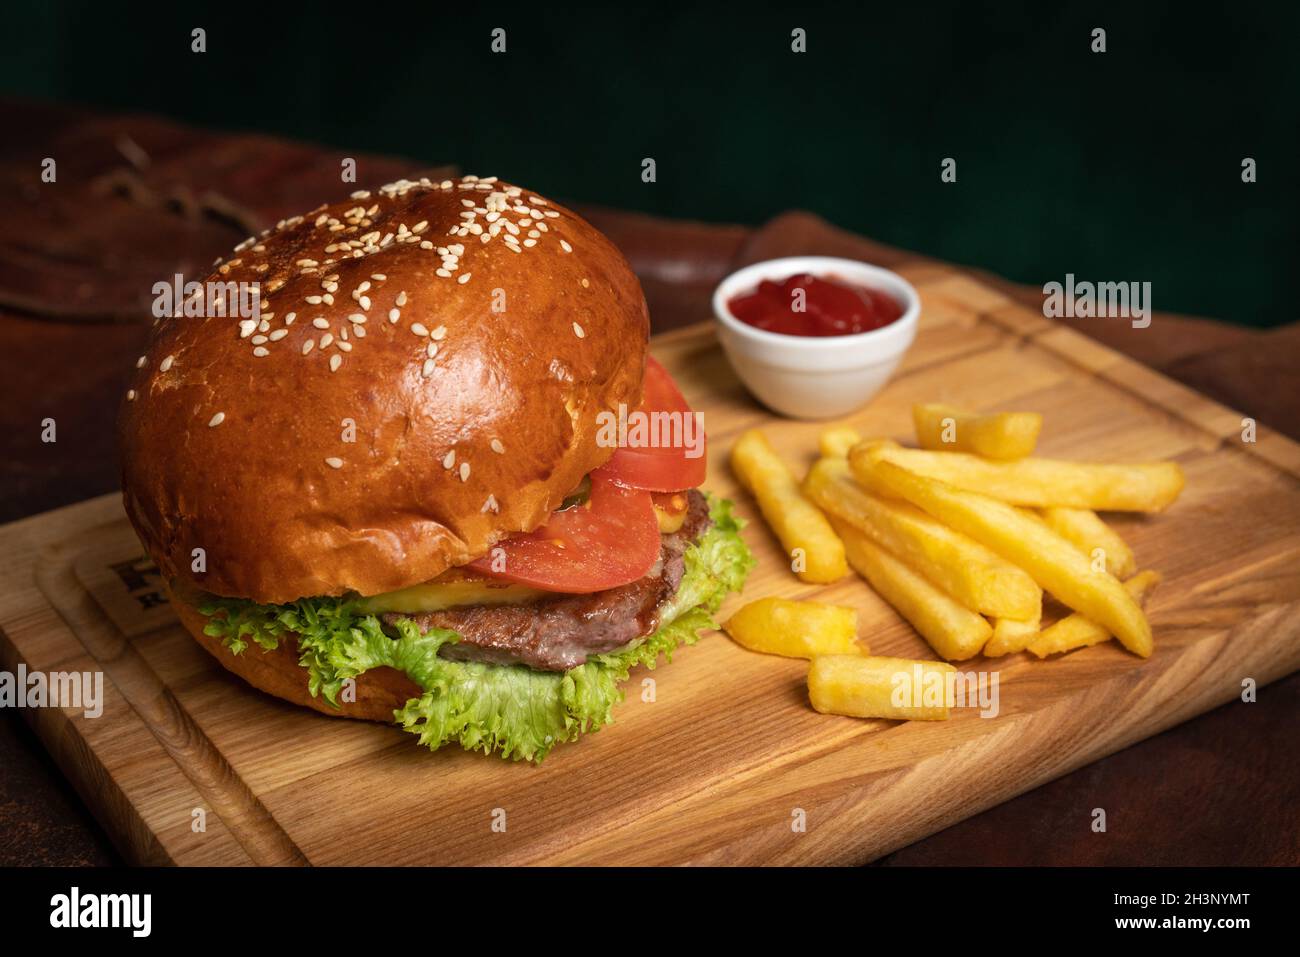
2, 269, 1298, 866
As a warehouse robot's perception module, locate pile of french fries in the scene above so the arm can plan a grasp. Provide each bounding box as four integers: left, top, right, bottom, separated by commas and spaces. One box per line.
726, 404, 1185, 722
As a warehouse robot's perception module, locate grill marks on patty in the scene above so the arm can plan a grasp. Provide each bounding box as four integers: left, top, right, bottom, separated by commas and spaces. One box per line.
384, 490, 711, 671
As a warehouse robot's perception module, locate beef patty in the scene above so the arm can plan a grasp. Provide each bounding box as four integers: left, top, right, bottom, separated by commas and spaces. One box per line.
384, 490, 711, 672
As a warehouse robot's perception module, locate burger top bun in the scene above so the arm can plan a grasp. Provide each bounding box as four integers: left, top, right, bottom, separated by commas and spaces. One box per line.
119, 176, 649, 605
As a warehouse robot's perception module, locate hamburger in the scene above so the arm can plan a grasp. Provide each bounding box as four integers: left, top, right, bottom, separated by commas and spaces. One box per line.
118, 175, 753, 762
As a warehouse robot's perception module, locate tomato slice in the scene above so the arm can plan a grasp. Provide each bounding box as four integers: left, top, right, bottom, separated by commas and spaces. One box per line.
599, 356, 707, 492
467, 470, 660, 593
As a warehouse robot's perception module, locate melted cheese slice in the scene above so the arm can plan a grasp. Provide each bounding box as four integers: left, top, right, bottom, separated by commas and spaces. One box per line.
355, 576, 544, 614
654, 497, 689, 533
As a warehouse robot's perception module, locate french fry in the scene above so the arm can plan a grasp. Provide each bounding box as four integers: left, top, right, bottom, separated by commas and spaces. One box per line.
804, 458, 1041, 619
808, 655, 956, 721
854, 458, 1154, 657
1040, 507, 1137, 579
983, 612, 1042, 657
853, 443, 1185, 513
731, 429, 847, 583
913, 403, 1042, 460
830, 516, 992, 660
723, 597, 864, 659
1029, 571, 1162, 658
818, 425, 864, 459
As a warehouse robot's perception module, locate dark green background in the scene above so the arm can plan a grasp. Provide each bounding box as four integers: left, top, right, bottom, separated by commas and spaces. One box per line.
5, 1, 1295, 327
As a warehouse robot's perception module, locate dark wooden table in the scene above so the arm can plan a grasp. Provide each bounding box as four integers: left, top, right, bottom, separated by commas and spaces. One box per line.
1, 98, 1295, 866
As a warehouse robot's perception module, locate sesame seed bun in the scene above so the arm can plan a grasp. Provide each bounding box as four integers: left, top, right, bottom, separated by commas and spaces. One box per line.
119, 176, 649, 605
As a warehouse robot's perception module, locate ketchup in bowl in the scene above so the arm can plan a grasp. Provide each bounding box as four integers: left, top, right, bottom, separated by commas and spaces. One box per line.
726, 273, 904, 337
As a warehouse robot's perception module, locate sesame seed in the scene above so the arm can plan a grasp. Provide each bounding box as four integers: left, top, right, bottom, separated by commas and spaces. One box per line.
430, 325, 447, 340
160, 355, 175, 372
443, 450, 455, 469
482, 494, 499, 513
490, 438, 505, 454
560, 240, 573, 253
359, 296, 371, 310
320, 333, 334, 348
337, 340, 353, 352
325, 457, 343, 469
436, 269, 451, 278
459, 462, 470, 482
422, 358, 436, 377
426, 342, 438, 358
411, 323, 429, 337
329, 354, 342, 372
208, 412, 225, 427
135, 356, 147, 368
253, 346, 269, 357
349, 313, 366, 324
396, 291, 408, 306
302, 340, 315, 355
371, 273, 386, 281
306, 295, 323, 304
581, 278, 590, 288
126, 389, 136, 401
251, 334, 268, 345
458, 273, 471, 284
572, 322, 585, 338
389, 308, 400, 322
285, 312, 296, 325
239, 320, 257, 338
313, 317, 330, 329
269, 329, 288, 341
354, 325, 366, 338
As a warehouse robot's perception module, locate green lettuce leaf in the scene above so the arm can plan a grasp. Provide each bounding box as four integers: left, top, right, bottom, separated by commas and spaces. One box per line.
198, 496, 753, 762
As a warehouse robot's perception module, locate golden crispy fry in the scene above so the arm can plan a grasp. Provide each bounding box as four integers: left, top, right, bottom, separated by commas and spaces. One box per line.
854, 458, 1154, 657
818, 425, 864, 459
1040, 507, 1137, 579
1029, 571, 1162, 658
804, 458, 1041, 619
808, 655, 956, 721
853, 443, 1185, 513
731, 429, 847, 583
723, 597, 864, 659
912, 403, 1042, 460
830, 516, 992, 660
983, 611, 1042, 657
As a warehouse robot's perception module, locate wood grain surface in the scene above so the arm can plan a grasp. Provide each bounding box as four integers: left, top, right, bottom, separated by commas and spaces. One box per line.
1, 268, 1296, 865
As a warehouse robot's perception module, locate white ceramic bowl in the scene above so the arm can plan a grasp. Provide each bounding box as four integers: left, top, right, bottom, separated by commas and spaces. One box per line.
711, 256, 919, 420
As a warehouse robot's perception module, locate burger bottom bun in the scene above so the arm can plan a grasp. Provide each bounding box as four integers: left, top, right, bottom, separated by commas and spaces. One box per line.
167, 583, 419, 723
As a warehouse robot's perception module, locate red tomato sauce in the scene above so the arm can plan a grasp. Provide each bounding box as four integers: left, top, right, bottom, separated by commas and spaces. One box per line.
727, 273, 904, 337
